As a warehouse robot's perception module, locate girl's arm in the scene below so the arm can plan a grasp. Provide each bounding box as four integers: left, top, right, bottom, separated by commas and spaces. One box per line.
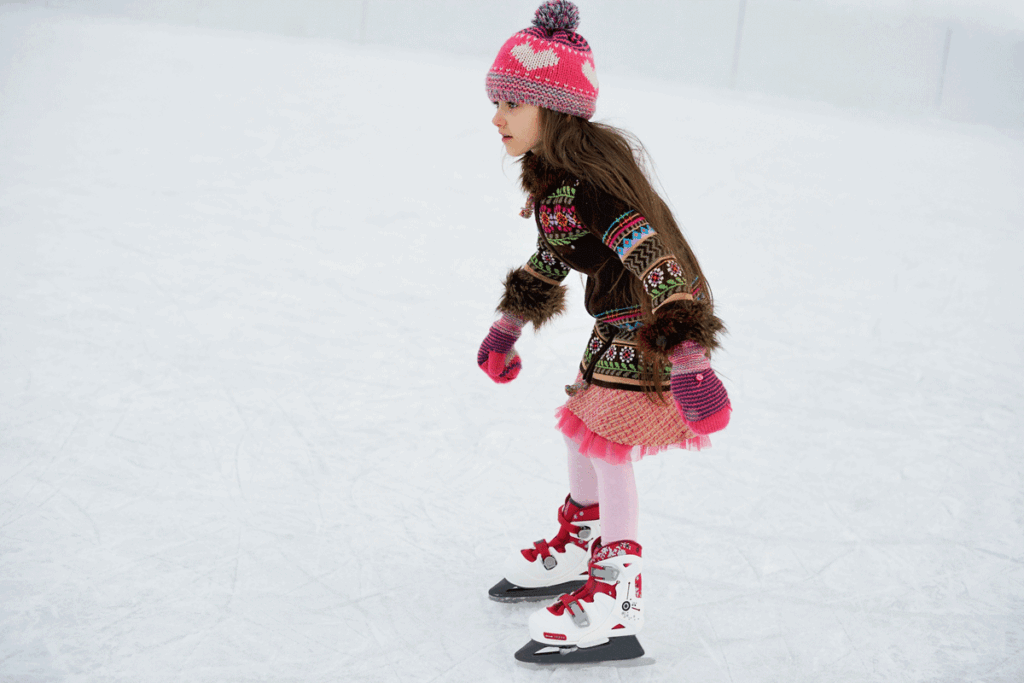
477, 238, 571, 384
577, 185, 723, 358
496, 237, 571, 329
580, 185, 731, 432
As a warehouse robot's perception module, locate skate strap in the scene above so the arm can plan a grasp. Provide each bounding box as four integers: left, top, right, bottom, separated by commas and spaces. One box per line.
521, 505, 592, 563
548, 573, 616, 618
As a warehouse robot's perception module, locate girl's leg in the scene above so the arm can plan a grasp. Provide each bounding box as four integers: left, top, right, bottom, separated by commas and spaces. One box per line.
592, 456, 639, 544
564, 436, 639, 543
565, 435, 598, 506
489, 441, 600, 603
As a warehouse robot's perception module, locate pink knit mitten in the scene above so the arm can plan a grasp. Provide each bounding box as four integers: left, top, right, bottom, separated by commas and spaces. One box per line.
477, 313, 525, 384
670, 341, 731, 435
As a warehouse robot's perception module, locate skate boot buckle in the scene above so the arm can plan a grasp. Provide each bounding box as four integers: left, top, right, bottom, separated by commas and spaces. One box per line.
576, 525, 592, 541
542, 555, 557, 570
590, 565, 619, 583
565, 600, 590, 628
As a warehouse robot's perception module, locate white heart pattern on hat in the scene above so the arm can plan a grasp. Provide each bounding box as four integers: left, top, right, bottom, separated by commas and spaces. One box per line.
582, 61, 598, 89
510, 42, 560, 71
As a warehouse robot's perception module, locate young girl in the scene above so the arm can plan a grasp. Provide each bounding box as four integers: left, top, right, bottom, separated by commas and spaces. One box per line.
478, 0, 731, 664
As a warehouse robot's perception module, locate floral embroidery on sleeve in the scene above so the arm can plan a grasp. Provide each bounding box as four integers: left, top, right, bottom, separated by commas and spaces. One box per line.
525, 236, 571, 285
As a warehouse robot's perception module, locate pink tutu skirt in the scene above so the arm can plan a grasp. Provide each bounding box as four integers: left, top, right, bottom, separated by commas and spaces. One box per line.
556, 378, 711, 465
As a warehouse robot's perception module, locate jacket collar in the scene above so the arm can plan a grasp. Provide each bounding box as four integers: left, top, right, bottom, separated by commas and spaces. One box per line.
520, 153, 568, 197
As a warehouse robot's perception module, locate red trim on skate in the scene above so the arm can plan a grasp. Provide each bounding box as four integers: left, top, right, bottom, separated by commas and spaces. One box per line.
612, 624, 625, 630
593, 540, 643, 562
548, 574, 616, 616
544, 632, 567, 641
547, 539, 644, 615
521, 495, 598, 563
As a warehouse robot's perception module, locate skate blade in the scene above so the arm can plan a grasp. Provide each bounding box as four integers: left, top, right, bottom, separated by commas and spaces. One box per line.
514, 635, 644, 664
487, 578, 587, 603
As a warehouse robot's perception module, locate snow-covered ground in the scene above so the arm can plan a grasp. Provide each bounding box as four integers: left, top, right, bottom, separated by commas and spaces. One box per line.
1, 5, 1022, 682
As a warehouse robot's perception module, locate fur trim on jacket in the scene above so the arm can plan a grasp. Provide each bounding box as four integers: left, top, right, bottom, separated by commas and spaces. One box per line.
497, 267, 568, 329
637, 299, 725, 363
520, 152, 566, 197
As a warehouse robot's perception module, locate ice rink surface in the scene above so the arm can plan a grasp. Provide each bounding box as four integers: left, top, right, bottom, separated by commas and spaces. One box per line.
1, 5, 1022, 682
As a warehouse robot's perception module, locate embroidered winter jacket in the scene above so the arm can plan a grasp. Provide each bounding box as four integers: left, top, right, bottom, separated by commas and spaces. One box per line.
497, 158, 723, 393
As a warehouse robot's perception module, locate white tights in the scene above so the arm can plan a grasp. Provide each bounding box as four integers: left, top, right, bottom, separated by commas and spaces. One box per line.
564, 436, 639, 544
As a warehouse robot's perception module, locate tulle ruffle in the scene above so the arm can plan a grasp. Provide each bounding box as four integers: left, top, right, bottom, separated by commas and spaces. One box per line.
556, 405, 711, 465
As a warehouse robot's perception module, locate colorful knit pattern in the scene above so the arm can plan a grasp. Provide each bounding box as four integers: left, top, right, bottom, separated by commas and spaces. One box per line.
526, 237, 571, 284
509, 171, 722, 395
603, 210, 654, 258
520, 25, 589, 50
478, 313, 525, 384
689, 275, 708, 302
537, 187, 590, 247
669, 341, 731, 434
594, 305, 643, 331
580, 323, 668, 390
486, 1, 598, 119
538, 205, 586, 244
603, 210, 692, 312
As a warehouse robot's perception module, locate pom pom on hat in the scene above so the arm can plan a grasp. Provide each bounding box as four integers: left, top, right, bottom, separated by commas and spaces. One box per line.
533, 0, 580, 32
485, 0, 598, 119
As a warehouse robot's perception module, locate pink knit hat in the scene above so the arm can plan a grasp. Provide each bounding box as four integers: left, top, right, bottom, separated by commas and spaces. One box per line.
486, 0, 599, 120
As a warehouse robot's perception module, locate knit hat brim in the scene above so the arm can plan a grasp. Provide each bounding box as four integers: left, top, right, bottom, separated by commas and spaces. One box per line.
486, 72, 596, 120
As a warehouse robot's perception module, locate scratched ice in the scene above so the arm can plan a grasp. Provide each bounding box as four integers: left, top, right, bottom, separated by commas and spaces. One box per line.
1, 5, 1022, 682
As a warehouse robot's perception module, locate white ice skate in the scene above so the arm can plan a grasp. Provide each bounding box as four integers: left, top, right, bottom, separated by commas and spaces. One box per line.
488, 495, 600, 603
514, 539, 644, 664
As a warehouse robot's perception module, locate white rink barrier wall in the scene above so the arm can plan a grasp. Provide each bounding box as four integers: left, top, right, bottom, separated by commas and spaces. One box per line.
2, 0, 1022, 128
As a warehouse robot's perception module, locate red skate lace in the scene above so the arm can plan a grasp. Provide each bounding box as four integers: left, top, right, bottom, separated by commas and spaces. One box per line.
522, 505, 586, 562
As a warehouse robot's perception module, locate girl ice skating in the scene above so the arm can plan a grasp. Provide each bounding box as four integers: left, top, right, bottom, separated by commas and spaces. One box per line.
479, 0, 731, 664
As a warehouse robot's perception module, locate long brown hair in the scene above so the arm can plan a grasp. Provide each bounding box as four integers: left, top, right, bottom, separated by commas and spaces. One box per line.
524, 108, 713, 319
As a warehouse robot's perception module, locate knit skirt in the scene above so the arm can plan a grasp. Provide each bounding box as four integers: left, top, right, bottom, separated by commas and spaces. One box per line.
556, 374, 711, 465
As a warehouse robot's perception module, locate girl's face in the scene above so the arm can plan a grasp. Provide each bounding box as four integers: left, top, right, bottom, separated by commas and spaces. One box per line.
492, 101, 541, 157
